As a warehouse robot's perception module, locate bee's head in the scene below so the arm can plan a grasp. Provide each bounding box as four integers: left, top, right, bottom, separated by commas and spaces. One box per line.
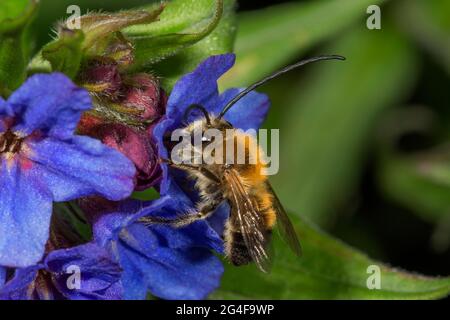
183, 104, 233, 132
161, 104, 230, 154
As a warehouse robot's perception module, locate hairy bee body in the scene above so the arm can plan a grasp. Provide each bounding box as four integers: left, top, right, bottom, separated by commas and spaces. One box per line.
144, 55, 344, 272
223, 181, 275, 266
173, 116, 282, 269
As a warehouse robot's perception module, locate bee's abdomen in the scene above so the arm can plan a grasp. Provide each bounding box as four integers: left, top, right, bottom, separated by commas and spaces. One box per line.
225, 229, 272, 266
227, 231, 252, 266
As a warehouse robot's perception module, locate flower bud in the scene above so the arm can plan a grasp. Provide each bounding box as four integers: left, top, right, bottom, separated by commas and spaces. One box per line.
79, 116, 162, 191
121, 73, 166, 122
80, 59, 122, 100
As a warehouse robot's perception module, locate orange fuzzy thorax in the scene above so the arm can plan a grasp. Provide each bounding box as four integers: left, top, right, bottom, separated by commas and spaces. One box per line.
183, 116, 277, 230
230, 131, 277, 229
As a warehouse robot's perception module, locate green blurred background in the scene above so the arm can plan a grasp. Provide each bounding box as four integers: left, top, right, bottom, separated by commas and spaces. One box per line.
30, 0, 449, 289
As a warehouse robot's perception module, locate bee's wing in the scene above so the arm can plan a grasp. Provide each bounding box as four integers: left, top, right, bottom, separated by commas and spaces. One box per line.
265, 181, 302, 256
225, 169, 272, 273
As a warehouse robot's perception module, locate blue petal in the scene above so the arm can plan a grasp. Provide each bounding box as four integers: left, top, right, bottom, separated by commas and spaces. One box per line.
92, 199, 164, 247
0, 160, 52, 267
218, 88, 270, 130
166, 54, 235, 124
0, 96, 6, 112
115, 249, 148, 300
207, 201, 230, 237
7, 73, 92, 139
0, 97, 11, 132
91, 197, 224, 299
0, 267, 5, 288
141, 197, 224, 253
26, 136, 135, 201
0, 267, 40, 300
118, 223, 224, 300
93, 197, 223, 254
153, 118, 176, 194
45, 243, 123, 300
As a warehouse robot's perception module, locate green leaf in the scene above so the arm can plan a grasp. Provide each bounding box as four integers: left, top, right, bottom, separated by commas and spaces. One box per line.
54, 202, 92, 242
394, 0, 450, 75
377, 147, 450, 252
41, 29, 85, 79
126, 0, 226, 69
132, 188, 160, 201
270, 24, 418, 227
219, 0, 386, 89
27, 52, 52, 75
212, 214, 450, 299
0, 0, 39, 95
0, 0, 34, 33
378, 148, 450, 224
152, 0, 236, 90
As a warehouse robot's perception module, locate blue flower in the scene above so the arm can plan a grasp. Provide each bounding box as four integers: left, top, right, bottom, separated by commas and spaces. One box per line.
0, 242, 123, 300
0, 73, 136, 268
81, 196, 224, 300
0, 267, 5, 287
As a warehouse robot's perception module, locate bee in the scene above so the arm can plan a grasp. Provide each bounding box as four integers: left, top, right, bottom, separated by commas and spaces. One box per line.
142, 55, 345, 272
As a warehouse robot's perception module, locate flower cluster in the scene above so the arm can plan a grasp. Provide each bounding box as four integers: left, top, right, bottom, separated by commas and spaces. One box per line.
0, 46, 268, 300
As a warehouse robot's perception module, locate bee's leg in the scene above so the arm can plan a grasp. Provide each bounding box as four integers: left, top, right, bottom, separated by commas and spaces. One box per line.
161, 158, 221, 184
139, 198, 223, 228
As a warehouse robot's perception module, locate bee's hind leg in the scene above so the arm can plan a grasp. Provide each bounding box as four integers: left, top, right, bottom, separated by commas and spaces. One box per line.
139, 198, 223, 228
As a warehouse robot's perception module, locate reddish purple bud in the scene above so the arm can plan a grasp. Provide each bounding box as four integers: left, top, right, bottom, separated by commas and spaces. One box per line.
77, 113, 103, 133
79, 117, 161, 191
80, 59, 122, 100
121, 74, 166, 122
77, 68, 166, 191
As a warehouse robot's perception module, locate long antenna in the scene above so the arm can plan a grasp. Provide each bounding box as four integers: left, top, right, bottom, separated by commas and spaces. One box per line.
218, 55, 345, 120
